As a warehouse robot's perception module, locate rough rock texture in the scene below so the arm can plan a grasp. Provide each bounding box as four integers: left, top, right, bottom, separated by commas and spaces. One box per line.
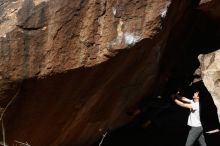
199, 50, 220, 120
198, 0, 220, 121
0, 0, 172, 80
0, 0, 219, 146
0, 0, 175, 145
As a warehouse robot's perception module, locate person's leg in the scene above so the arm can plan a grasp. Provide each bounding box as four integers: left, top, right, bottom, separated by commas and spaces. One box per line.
185, 127, 203, 146
197, 133, 207, 146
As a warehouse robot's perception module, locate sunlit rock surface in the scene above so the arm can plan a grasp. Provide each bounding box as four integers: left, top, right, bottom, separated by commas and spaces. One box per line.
0, 0, 173, 80
0, 0, 179, 145
197, 0, 220, 121
0, 0, 219, 146
199, 51, 220, 120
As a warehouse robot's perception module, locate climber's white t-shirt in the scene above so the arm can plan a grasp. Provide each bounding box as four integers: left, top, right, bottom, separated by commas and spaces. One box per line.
187, 100, 202, 127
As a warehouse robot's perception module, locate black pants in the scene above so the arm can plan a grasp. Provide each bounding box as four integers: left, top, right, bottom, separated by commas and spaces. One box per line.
204, 132, 220, 146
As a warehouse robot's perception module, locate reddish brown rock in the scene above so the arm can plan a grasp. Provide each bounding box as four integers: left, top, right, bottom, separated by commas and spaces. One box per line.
199, 0, 220, 19
0, 0, 174, 80
0, 0, 215, 146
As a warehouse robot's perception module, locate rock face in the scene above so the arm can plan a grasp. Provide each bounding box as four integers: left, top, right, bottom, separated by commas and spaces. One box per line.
0, 0, 172, 80
0, 0, 219, 146
199, 51, 220, 121
198, 0, 220, 121
199, 0, 220, 19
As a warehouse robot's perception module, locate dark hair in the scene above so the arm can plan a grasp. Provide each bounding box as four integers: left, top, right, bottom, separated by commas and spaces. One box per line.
193, 75, 201, 79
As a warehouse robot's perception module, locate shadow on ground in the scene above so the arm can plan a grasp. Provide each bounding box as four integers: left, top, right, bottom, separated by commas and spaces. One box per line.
92, 99, 202, 146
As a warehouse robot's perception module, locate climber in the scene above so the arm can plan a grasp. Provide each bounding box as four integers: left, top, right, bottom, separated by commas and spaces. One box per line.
173, 63, 220, 146
174, 87, 207, 146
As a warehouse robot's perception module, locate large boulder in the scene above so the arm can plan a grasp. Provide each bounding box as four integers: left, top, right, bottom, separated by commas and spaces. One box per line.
1, 0, 219, 145
199, 51, 220, 121
197, 0, 220, 121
